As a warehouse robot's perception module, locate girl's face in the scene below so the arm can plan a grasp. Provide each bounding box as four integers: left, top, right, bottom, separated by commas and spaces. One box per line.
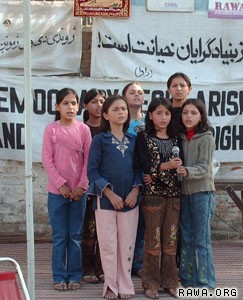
149, 104, 171, 131
168, 76, 191, 103
182, 104, 201, 130
103, 99, 128, 126
124, 84, 144, 108
84, 95, 105, 119
56, 93, 79, 125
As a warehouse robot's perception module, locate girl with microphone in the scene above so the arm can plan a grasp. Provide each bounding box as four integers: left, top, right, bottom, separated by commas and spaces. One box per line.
136, 97, 183, 298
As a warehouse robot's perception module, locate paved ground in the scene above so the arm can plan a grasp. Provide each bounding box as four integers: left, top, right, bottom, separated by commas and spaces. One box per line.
0, 241, 242, 300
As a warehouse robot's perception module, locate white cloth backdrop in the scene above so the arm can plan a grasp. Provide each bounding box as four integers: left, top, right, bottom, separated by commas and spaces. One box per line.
91, 7, 243, 83
0, 76, 242, 163
0, 1, 82, 75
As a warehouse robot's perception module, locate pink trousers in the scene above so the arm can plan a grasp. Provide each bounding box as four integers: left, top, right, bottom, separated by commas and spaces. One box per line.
95, 200, 139, 297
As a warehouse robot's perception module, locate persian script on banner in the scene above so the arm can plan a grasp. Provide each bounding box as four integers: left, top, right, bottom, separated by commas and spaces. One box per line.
147, 0, 194, 12
73, 0, 130, 17
0, 1, 82, 75
208, 0, 243, 19
91, 7, 243, 83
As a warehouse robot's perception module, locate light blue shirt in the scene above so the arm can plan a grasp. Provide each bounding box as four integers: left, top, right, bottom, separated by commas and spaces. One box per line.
127, 118, 145, 136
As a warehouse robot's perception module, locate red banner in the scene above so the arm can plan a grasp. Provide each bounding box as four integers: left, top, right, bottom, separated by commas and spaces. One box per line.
73, 0, 130, 17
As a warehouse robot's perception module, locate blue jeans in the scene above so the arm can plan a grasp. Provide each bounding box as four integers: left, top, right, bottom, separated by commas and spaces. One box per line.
48, 192, 86, 283
179, 192, 216, 288
132, 204, 145, 274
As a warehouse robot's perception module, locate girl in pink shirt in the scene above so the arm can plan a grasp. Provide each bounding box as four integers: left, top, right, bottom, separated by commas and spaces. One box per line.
42, 88, 92, 291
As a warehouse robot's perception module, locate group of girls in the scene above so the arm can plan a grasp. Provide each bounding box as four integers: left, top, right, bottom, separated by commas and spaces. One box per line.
42, 73, 216, 299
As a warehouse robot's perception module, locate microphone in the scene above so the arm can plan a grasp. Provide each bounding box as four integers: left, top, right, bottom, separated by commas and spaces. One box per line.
172, 146, 183, 182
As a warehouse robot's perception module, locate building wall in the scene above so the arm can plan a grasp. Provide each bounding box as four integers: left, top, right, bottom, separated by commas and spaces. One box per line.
0, 160, 50, 236
1, 157, 243, 240
81, 29, 91, 77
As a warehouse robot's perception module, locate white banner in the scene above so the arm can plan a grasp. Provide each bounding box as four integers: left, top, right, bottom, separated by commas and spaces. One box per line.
0, 76, 242, 163
0, 1, 82, 75
91, 7, 243, 83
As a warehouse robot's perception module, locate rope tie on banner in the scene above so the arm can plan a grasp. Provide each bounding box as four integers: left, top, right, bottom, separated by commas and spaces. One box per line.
214, 213, 243, 234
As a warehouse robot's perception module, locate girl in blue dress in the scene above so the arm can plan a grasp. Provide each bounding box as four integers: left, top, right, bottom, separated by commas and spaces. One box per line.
87, 94, 143, 299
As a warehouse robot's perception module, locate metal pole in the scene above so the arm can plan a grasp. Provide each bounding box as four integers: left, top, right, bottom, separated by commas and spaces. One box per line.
23, 1, 35, 299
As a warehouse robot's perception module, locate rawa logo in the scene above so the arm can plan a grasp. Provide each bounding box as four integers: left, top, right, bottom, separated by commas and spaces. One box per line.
164, 2, 178, 7
214, 1, 243, 11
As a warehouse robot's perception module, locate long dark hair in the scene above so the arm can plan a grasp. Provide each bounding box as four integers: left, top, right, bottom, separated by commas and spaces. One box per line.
83, 89, 106, 123
145, 97, 174, 137
55, 88, 78, 121
101, 94, 130, 133
167, 72, 191, 89
179, 98, 210, 134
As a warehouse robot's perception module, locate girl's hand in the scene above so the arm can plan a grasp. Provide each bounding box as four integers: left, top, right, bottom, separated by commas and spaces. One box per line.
177, 166, 188, 177
69, 187, 84, 201
59, 184, 71, 198
104, 187, 124, 210
124, 187, 139, 208
109, 193, 124, 210
144, 174, 152, 185
160, 157, 182, 170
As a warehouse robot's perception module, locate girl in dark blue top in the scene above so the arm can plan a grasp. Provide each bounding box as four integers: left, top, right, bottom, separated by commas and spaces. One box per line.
87, 94, 142, 300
